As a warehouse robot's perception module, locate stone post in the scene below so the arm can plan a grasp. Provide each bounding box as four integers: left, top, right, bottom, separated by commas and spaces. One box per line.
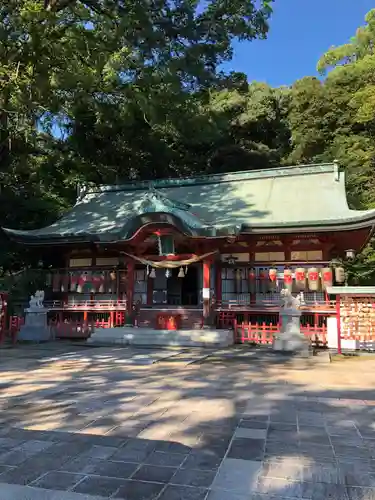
18, 291, 50, 342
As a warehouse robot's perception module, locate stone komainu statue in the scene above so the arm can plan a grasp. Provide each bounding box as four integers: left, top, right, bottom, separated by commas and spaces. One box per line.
280, 289, 300, 310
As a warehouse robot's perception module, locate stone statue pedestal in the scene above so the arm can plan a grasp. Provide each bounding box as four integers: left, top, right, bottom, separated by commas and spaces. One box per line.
273, 308, 309, 355
18, 308, 50, 342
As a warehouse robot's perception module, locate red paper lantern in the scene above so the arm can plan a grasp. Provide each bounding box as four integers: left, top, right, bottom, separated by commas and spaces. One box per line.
77, 271, 89, 293
70, 273, 79, 292
295, 267, 306, 290
92, 274, 102, 293
322, 267, 333, 290
284, 269, 293, 291
61, 273, 69, 293
268, 268, 277, 291
259, 269, 268, 293
308, 267, 319, 291
269, 268, 277, 282
98, 273, 105, 293
248, 268, 256, 294
335, 266, 346, 284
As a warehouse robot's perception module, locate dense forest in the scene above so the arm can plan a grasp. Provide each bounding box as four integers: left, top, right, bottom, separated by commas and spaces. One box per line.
1, 2, 375, 280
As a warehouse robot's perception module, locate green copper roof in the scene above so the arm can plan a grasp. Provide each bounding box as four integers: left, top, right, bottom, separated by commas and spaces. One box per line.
4, 163, 375, 244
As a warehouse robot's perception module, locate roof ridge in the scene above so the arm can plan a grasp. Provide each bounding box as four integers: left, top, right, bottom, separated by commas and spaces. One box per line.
82, 162, 336, 195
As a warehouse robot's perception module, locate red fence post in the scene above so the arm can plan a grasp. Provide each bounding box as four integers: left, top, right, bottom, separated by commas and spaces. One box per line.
336, 294, 342, 354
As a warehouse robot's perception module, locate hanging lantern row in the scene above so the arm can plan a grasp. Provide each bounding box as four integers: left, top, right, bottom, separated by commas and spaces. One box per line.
247, 266, 345, 291
51, 270, 118, 294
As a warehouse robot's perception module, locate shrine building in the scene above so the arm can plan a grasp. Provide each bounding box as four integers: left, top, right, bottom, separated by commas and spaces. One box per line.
3, 162, 375, 344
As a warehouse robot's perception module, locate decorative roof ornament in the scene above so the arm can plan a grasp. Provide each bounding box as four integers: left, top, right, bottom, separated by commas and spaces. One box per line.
135, 184, 214, 231
333, 159, 340, 182
146, 183, 191, 212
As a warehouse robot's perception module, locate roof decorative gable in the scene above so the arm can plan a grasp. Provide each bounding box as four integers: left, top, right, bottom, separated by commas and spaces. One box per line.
135, 187, 191, 213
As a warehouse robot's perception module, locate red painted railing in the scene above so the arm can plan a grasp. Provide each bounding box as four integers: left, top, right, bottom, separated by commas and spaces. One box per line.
47, 308, 128, 338
234, 321, 278, 344
301, 323, 328, 346
234, 319, 328, 346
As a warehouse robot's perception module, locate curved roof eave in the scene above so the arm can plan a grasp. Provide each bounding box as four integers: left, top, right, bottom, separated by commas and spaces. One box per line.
4, 219, 375, 246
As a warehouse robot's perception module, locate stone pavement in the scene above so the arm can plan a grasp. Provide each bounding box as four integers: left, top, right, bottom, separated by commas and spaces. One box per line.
0, 345, 375, 499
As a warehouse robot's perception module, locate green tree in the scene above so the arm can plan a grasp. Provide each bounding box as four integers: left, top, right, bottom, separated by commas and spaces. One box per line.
287, 77, 331, 164
287, 9, 375, 211
0, 0, 274, 272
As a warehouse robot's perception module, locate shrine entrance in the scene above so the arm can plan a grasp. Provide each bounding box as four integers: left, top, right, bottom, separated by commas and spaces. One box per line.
166, 266, 199, 306
181, 265, 199, 306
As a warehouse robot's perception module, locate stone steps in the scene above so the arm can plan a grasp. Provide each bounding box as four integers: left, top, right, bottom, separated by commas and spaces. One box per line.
87, 327, 234, 347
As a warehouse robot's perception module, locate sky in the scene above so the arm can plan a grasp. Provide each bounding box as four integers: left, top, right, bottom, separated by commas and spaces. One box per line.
222, 0, 375, 87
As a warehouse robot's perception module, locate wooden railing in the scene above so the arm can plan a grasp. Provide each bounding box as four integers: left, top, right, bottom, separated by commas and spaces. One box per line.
44, 299, 127, 310
216, 299, 336, 311
234, 320, 328, 347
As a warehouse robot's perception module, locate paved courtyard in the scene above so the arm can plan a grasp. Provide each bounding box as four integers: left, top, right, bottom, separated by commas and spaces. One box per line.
1, 345, 375, 499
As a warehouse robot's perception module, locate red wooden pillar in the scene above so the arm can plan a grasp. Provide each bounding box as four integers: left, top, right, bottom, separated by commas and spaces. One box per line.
336, 294, 342, 354
203, 259, 211, 328
126, 260, 135, 326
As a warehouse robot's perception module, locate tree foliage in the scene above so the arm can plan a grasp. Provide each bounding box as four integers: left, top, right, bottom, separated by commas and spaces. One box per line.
0, 0, 273, 272
2, 4, 375, 284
